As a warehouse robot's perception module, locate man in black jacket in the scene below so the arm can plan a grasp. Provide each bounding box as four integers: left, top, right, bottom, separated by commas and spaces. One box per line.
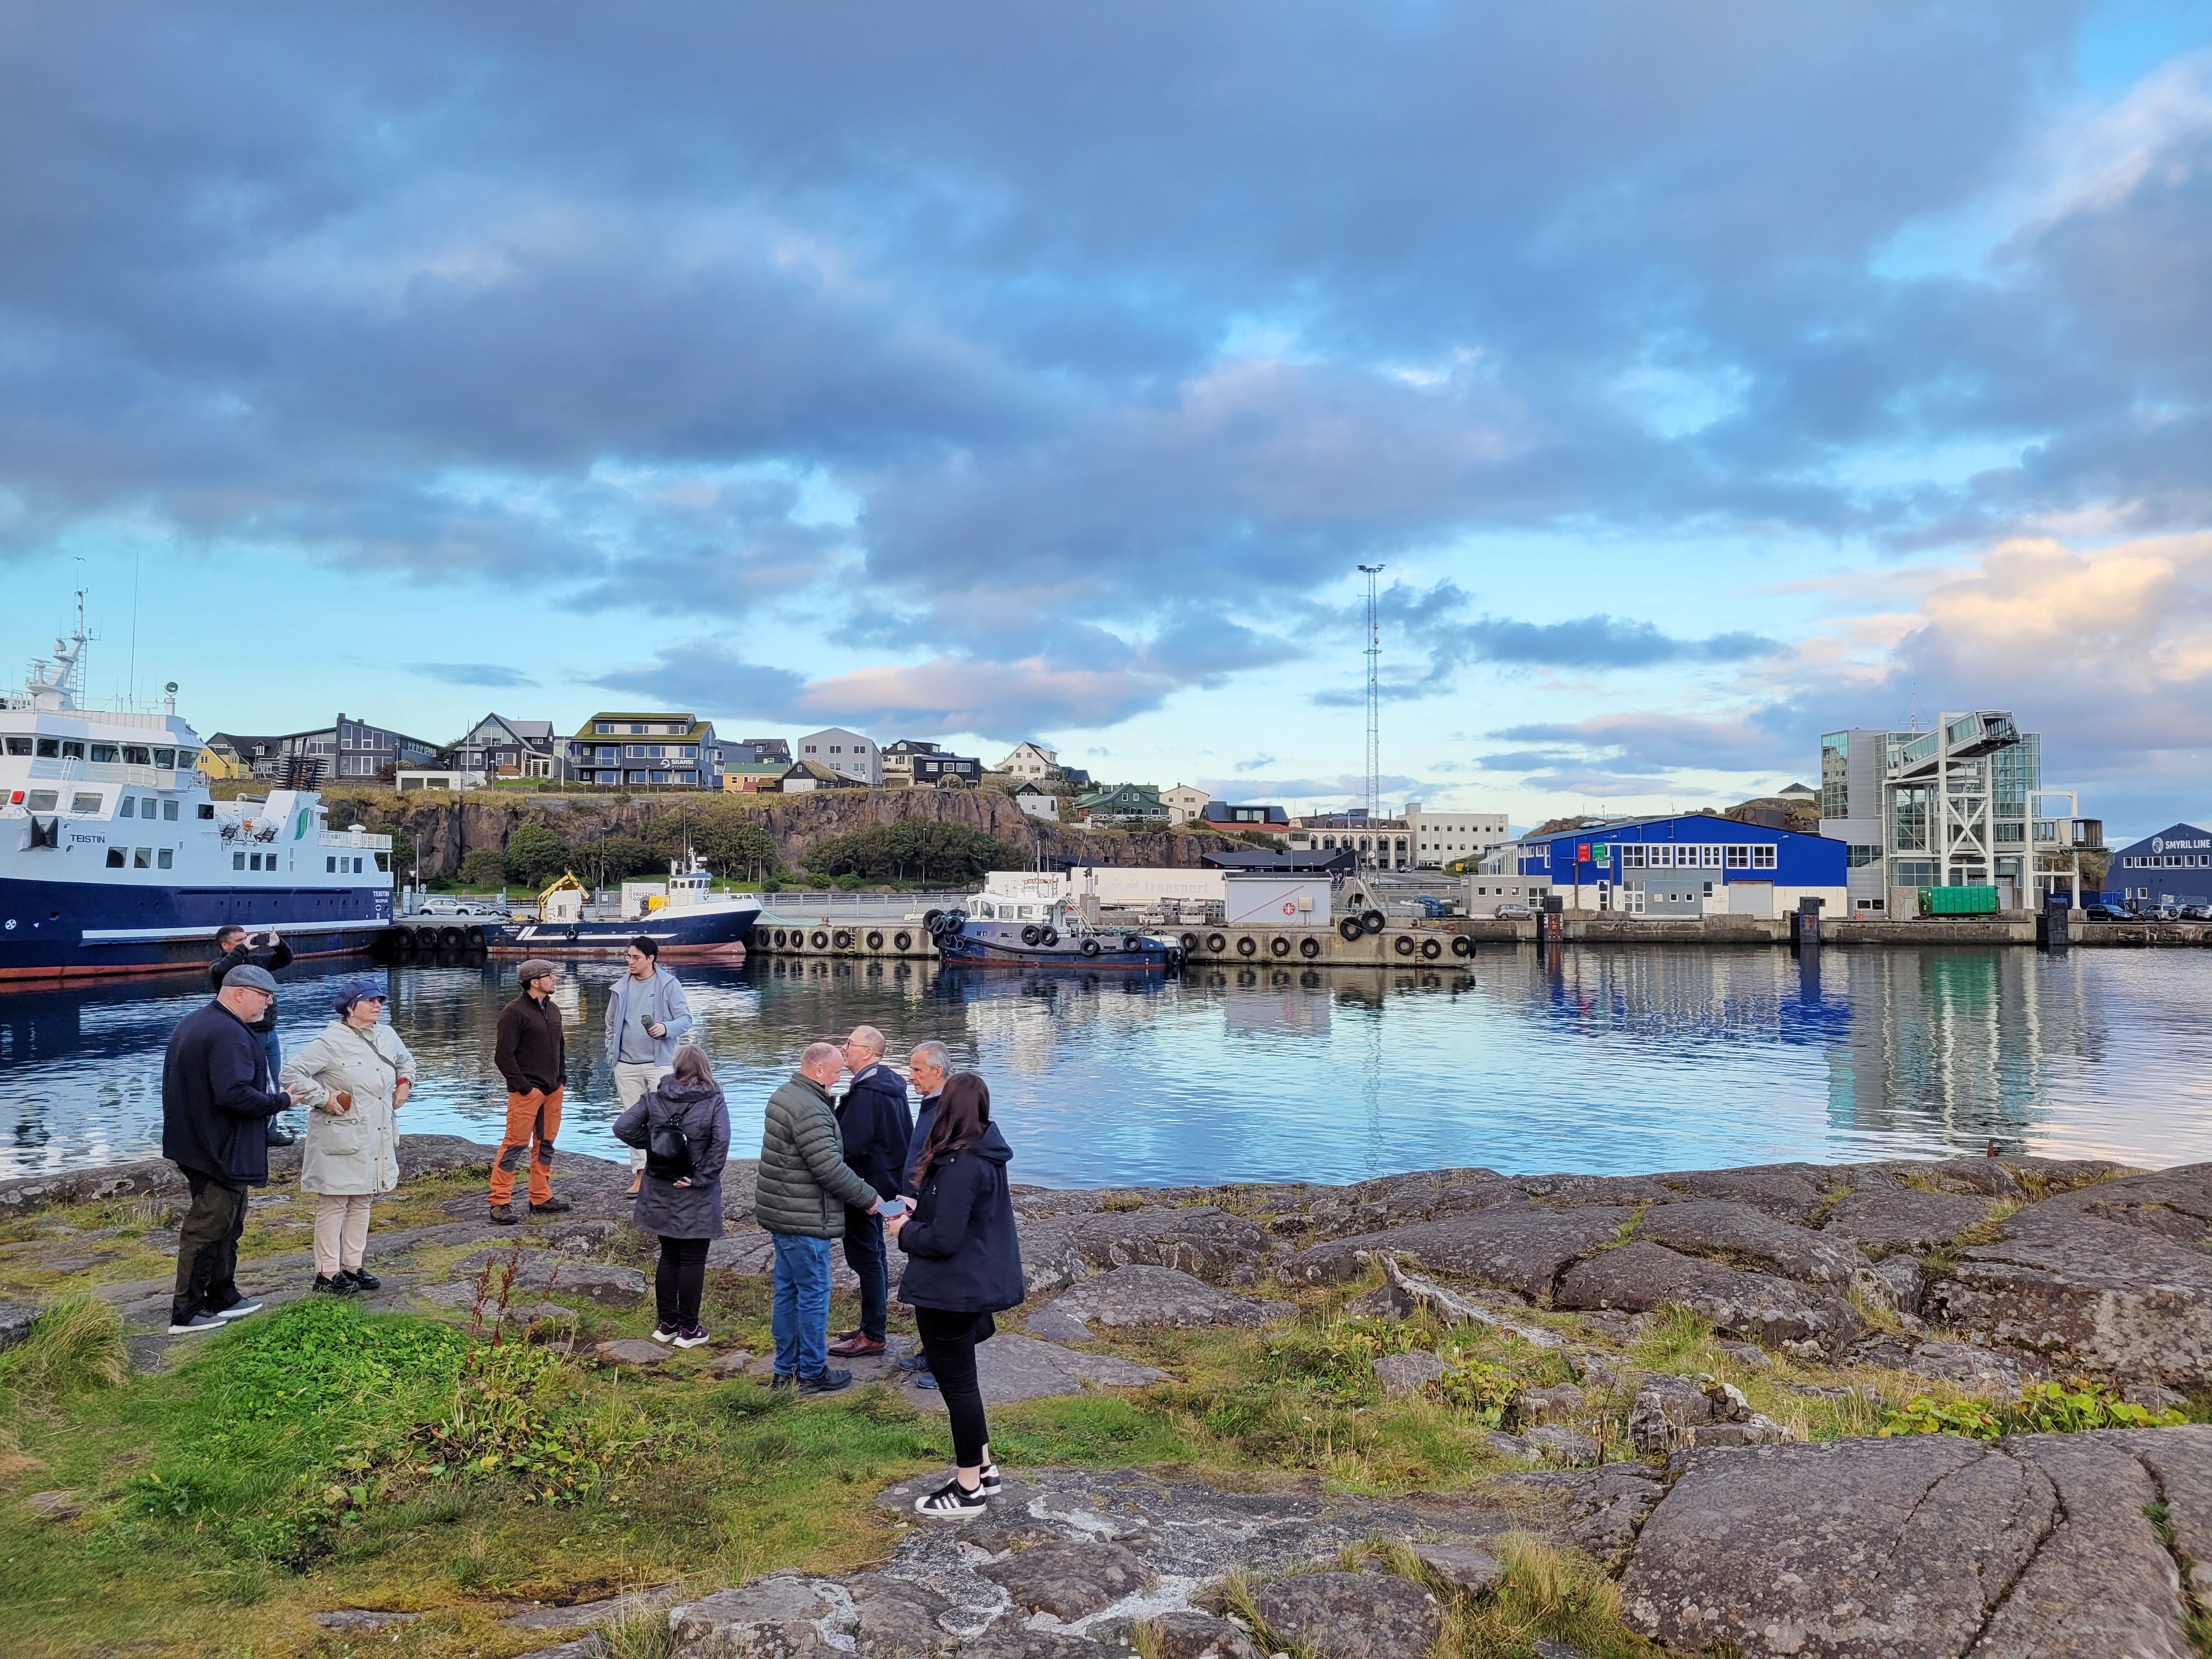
211, 926, 297, 1147
162, 966, 294, 1333
828, 1024, 914, 1358
489, 960, 568, 1223
891, 1039, 950, 1378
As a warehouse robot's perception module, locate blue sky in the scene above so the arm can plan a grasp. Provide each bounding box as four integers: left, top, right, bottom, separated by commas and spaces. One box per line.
4, 2, 2210, 836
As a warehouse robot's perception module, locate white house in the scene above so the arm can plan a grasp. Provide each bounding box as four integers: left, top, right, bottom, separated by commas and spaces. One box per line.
795, 727, 881, 786
1404, 804, 1511, 869
1014, 781, 1060, 821
996, 741, 1059, 781
1161, 783, 1211, 826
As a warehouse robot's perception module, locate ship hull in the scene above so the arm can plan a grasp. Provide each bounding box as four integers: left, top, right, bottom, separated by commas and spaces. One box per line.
0, 874, 392, 984
935, 927, 1172, 970
503, 905, 759, 959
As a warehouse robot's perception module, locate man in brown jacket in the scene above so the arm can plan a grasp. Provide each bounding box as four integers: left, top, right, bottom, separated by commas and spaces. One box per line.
490, 960, 570, 1222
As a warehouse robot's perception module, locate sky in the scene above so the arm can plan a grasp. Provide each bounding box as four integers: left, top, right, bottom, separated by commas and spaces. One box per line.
3, 2, 2210, 837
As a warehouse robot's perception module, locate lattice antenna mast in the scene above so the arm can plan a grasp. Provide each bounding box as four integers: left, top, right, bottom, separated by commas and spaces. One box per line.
1358, 565, 1384, 821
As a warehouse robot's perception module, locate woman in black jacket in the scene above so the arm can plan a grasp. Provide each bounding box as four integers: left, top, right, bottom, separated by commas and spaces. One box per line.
886, 1070, 1022, 1517
612, 1045, 730, 1348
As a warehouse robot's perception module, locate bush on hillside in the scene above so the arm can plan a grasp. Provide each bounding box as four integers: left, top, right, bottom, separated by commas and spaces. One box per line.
504, 823, 573, 887
804, 820, 1025, 883
459, 848, 507, 888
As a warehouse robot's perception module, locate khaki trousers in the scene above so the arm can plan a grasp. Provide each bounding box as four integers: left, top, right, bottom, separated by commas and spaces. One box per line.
490, 1086, 563, 1206
313, 1193, 374, 1277
613, 1062, 670, 1172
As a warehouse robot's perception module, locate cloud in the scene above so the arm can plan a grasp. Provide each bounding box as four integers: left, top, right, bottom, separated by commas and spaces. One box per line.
1233, 754, 1279, 773
406, 661, 539, 689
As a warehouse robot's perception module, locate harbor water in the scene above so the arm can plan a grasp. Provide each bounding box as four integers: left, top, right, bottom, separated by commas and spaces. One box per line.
4, 945, 2210, 1188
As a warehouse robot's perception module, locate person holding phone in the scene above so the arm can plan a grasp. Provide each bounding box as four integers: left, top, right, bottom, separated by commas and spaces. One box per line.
279, 977, 414, 1295
211, 925, 297, 1146
612, 1045, 729, 1347
605, 936, 693, 1197
888, 1070, 1023, 1516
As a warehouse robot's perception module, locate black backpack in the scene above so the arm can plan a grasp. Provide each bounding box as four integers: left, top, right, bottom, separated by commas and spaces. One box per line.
646, 1105, 695, 1181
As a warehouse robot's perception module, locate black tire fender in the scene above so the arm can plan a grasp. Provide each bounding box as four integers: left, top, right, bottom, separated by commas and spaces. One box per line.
1020, 925, 1040, 946
810, 930, 830, 950
1299, 936, 1322, 959
438, 925, 464, 949
922, 909, 944, 930
894, 931, 912, 951
1206, 933, 1226, 953
1180, 932, 1200, 951
1080, 938, 1101, 957
1338, 916, 1365, 942
1269, 936, 1291, 958
866, 930, 884, 951
465, 926, 487, 949
1236, 936, 1257, 957
1040, 926, 1058, 946
1362, 910, 1386, 933
1420, 938, 1442, 960
1393, 934, 1415, 957
1122, 934, 1142, 952
1450, 935, 1474, 958
833, 929, 853, 951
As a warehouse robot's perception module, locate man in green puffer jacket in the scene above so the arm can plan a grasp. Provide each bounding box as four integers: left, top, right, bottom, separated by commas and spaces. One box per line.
758, 1042, 894, 1391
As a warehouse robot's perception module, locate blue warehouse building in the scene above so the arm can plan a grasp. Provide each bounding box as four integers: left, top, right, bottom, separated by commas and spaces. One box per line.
1499, 814, 1849, 918
2109, 822, 2212, 910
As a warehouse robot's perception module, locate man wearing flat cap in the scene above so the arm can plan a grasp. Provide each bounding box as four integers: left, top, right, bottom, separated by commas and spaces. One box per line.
160, 963, 295, 1333
489, 959, 569, 1223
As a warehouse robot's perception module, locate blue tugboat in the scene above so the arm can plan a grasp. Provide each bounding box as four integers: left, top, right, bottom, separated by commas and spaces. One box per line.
926, 891, 1181, 969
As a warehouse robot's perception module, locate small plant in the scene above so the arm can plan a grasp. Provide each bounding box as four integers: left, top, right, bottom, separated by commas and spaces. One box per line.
0, 1293, 130, 1395
1432, 1358, 1521, 1429
1879, 1378, 2184, 1440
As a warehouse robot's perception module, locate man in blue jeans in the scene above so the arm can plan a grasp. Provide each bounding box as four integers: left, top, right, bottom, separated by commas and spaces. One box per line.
756, 1042, 895, 1391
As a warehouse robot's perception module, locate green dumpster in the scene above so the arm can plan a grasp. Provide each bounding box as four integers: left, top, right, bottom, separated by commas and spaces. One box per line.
1918, 885, 2000, 918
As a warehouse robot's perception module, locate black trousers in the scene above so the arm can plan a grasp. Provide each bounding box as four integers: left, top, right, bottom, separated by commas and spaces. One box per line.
843, 1205, 889, 1341
171, 1169, 249, 1324
655, 1235, 711, 1329
915, 1306, 995, 1469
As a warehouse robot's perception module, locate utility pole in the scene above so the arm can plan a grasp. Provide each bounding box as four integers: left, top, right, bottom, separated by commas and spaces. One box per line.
1358, 565, 1384, 825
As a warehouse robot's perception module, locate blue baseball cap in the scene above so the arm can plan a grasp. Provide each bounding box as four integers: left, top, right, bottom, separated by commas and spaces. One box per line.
332, 976, 387, 1015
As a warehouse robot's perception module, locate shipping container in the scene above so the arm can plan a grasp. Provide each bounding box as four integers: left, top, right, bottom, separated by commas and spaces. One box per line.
1918, 885, 2000, 917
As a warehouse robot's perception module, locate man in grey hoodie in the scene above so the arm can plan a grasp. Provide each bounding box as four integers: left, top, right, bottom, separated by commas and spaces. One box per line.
605, 935, 693, 1194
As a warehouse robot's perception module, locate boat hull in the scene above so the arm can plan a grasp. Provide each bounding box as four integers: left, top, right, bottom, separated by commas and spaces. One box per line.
0, 874, 392, 984
936, 925, 1172, 970
503, 905, 759, 960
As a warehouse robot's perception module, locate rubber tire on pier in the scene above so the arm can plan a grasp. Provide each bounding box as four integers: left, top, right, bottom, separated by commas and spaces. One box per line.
1236, 936, 1257, 957
1080, 938, 1101, 957
1020, 925, 1041, 946
866, 930, 884, 951
1449, 935, 1474, 958
439, 926, 465, 949
417, 927, 442, 950
1300, 936, 1322, 959
1338, 916, 1366, 942
1180, 932, 1200, 952
1420, 938, 1442, 960
392, 928, 415, 953
893, 931, 912, 951
1165, 947, 1184, 968
833, 929, 853, 951
1206, 933, 1227, 953
1393, 935, 1415, 957
922, 909, 944, 931
1362, 910, 1387, 934
810, 930, 830, 951
1269, 936, 1291, 958
464, 926, 486, 949
771, 929, 787, 948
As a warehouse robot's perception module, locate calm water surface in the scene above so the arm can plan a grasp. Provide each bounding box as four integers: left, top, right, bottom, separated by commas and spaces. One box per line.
4, 946, 2210, 1187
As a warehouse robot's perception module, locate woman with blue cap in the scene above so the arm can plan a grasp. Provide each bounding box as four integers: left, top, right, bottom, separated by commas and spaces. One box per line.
280, 977, 415, 1294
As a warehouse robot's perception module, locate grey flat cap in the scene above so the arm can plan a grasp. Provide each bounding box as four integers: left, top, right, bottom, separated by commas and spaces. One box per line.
517, 958, 558, 982
224, 964, 279, 994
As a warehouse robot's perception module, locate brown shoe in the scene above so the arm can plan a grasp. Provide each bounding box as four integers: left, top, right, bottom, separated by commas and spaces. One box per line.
828, 1333, 887, 1358
625, 1175, 642, 1196
488, 1203, 519, 1226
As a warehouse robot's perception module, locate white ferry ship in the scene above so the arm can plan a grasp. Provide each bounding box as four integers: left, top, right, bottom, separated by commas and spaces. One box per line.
0, 606, 393, 984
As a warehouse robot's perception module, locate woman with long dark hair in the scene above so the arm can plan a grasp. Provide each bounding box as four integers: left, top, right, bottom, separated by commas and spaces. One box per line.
613, 1043, 729, 1347
885, 1069, 1023, 1516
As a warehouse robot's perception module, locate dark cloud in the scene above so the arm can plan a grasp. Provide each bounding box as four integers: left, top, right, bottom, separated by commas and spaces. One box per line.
407, 661, 539, 689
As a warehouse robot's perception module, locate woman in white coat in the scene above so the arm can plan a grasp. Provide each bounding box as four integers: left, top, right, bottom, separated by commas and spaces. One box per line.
280, 976, 415, 1294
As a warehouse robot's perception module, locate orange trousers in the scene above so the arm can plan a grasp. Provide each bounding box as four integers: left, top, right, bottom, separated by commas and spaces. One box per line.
489, 1086, 563, 1207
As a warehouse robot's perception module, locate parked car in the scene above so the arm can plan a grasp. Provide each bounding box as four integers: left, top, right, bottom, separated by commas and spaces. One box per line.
1494, 902, 1533, 919
418, 895, 508, 917
2082, 902, 2129, 921
2147, 904, 2183, 922
2183, 904, 2212, 922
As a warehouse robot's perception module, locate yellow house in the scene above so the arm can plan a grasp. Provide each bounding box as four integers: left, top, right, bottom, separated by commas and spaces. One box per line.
196, 741, 250, 781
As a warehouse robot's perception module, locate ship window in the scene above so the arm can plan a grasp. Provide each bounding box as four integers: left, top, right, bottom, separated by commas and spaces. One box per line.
36, 738, 58, 757
164, 800, 178, 821
234, 851, 246, 870
3, 736, 26, 754
155, 748, 176, 768
198, 803, 214, 819
133, 847, 152, 868
354, 857, 364, 873
91, 743, 120, 763
123, 746, 151, 765
120, 797, 136, 818
107, 847, 126, 867
61, 741, 84, 759
71, 792, 101, 812
327, 856, 337, 872
159, 849, 174, 869
27, 789, 57, 810
252, 852, 266, 870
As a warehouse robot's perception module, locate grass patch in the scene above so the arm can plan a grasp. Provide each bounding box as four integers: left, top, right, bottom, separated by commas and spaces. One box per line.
0, 1294, 130, 1396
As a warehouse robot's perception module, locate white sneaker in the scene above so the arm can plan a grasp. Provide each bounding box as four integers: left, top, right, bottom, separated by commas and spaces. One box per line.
914, 1478, 989, 1518
980, 1463, 1003, 1495
168, 1312, 224, 1334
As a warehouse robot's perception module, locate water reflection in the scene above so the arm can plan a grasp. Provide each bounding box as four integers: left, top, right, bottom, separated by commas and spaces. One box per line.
4, 945, 2210, 1187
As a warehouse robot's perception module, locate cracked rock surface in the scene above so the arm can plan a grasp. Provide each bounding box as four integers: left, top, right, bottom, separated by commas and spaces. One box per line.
1618, 1425, 2212, 1658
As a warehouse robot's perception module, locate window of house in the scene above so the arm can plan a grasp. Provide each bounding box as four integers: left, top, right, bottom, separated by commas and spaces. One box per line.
1753, 845, 1778, 869
71, 792, 101, 812
1703, 846, 1723, 867
106, 847, 125, 866
1725, 845, 1750, 868
158, 849, 174, 868
596, 722, 612, 734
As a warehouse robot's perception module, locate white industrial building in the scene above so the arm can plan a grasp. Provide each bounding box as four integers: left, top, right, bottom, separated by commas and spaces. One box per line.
1404, 804, 1510, 869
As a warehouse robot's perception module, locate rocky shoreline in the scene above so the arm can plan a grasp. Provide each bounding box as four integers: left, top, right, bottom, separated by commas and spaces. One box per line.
8, 1140, 2212, 1658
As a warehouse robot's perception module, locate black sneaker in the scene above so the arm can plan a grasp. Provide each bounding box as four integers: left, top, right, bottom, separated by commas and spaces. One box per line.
980, 1463, 1003, 1496
265, 1121, 297, 1147
529, 1196, 573, 1215
313, 1274, 358, 1296
798, 1368, 853, 1395
344, 1268, 381, 1291
488, 1204, 519, 1226
769, 1373, 797, 1389
913, 1477, 988, 1517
